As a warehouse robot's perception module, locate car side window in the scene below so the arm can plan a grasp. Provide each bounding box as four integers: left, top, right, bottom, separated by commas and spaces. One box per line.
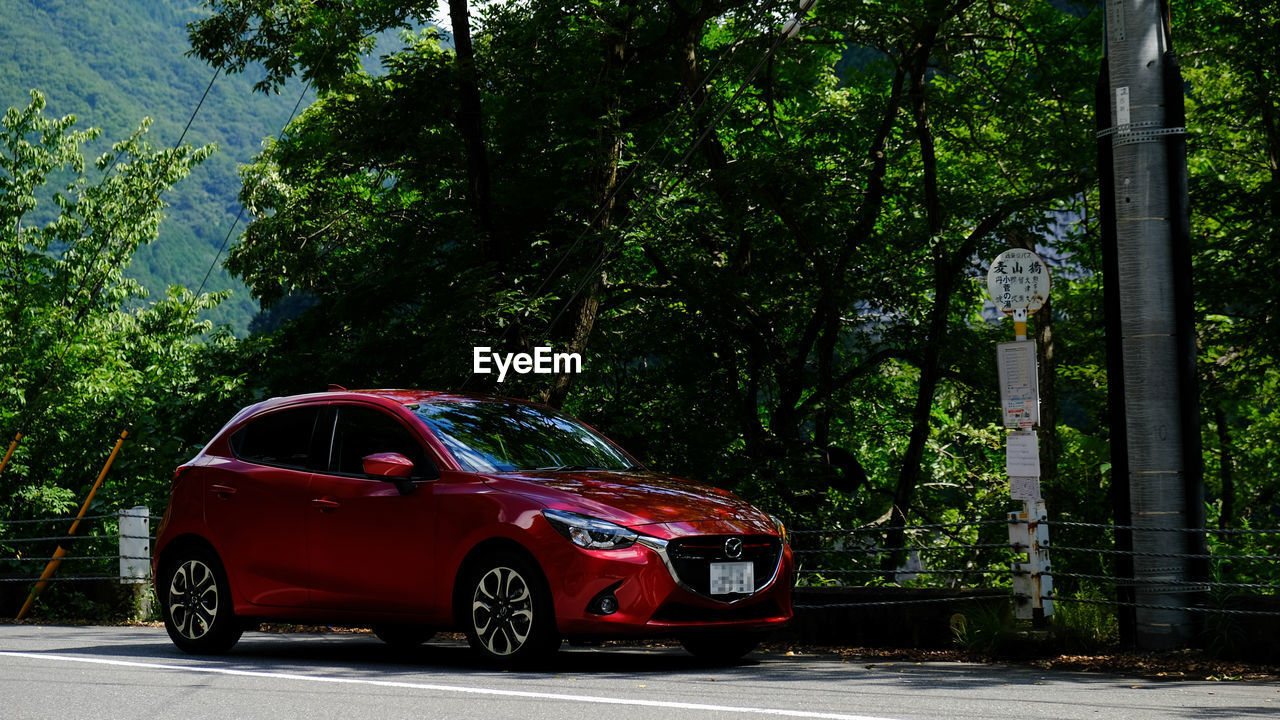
329, 405, 434, 479
230, 406, 324, 470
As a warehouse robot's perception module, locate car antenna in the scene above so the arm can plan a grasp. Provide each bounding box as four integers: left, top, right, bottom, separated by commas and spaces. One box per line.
327, 384, 347, 391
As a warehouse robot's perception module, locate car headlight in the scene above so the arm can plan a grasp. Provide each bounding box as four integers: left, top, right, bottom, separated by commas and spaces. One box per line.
543, 509, 638, 550
770, 514, 789, 546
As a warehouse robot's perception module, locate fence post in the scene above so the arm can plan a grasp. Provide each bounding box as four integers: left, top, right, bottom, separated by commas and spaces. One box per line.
1008, 500, 1053, 621
118, 506, 150, 584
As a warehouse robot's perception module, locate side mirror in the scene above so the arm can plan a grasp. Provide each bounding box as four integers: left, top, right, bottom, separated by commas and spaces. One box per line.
362, 452, 414, 479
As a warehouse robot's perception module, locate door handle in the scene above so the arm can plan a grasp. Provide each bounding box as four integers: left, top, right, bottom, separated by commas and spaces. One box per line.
210, 484, 237, 498
311, 497, 341, 510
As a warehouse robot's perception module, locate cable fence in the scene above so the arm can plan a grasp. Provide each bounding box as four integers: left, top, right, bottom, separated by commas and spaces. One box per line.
3, 507, 1278, 625
788, 513, 1279, 621
0, 508, 154, 590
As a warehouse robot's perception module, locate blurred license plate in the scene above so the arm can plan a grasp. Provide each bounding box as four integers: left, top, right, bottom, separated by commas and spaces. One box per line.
709, 562, 754, 595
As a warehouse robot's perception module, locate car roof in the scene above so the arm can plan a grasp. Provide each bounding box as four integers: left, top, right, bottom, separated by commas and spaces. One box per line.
238, 388, 536, 418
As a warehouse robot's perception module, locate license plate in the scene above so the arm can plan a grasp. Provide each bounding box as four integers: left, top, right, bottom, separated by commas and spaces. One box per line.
709, 562, 754, 595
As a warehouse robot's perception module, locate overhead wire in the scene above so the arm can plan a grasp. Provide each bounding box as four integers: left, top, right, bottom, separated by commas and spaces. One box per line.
195, 80, 313, 297
8, 59, 232, 440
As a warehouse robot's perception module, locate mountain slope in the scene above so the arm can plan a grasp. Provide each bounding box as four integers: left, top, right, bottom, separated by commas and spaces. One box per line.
1, 0, 316, 331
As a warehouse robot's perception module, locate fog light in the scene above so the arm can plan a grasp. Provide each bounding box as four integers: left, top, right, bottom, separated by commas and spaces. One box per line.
588, 583, 623, 615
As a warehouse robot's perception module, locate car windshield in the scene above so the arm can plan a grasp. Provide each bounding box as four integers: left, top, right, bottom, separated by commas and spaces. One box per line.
410, 400, 634, 473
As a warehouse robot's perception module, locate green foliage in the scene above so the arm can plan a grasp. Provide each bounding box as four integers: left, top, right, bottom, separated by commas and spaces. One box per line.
185, 1, 1104, 555
0, 0, 325, 333
1177, 0, 1280, 548
950, 601, 1015, 654
0, 91, 233, 521
1052, 586, 1119, 651
5, 0, 1277, 634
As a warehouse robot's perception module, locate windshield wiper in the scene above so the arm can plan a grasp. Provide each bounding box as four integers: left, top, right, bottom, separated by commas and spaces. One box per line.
533, 465, 600, 471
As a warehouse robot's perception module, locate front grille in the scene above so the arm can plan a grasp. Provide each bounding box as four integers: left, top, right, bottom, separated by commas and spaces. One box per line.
666, 535, 782, 599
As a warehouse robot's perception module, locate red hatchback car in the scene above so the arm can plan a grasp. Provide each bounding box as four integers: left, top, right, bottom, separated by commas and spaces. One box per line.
154, 389, 793, 664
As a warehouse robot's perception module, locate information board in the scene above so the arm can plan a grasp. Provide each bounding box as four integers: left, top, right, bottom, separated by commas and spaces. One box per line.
996, 340, 1039, 429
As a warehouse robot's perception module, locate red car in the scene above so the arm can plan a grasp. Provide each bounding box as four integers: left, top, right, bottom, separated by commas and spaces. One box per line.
153, 389, 793, 664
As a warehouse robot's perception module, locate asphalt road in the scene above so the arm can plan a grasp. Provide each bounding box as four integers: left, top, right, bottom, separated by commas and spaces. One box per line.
1, 625, 1276, 720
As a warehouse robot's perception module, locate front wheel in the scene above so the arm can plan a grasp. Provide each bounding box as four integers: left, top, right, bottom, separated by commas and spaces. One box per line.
679, 632, 762, 664
461, 551, 559, 665
159, 546, 242, 654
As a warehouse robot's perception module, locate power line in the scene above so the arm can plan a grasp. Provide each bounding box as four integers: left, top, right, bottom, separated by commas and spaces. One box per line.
196, 80, 313, 297
10, 62, 230, 434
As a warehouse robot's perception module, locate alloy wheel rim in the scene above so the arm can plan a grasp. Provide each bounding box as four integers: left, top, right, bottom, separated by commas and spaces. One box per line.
168, 559, 218, 640
471, 566, 533, 656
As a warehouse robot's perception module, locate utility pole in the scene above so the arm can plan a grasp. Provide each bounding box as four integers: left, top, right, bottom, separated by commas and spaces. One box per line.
1098, 0, 1205, 649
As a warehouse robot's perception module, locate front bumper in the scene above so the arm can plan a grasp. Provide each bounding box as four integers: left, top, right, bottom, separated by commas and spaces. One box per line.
541, 528, 794, 637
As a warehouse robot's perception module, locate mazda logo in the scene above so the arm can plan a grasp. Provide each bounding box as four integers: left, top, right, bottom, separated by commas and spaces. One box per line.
723, 537, 744, 559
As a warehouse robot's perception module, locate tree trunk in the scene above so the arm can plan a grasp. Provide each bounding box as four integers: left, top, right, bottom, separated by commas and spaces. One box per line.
447, 0, 497, 262
540, 25, 630, 408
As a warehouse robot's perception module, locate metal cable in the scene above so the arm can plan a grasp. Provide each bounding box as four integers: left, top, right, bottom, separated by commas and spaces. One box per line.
3, 555, 151, 563
1053, 571, 1280, 592
0, 514, 115, 526
794, 594, 1008, 610
0, 534, 116, 544
1047, 544, 1280, 561
194, 79, 312, 297
797, 568, 1013, 576
0, 575, 120, 584
795, 543, 1013, 555
1046, 594, 1280, 617
789, 519, 1010, 535
1046, 520, 1280, 535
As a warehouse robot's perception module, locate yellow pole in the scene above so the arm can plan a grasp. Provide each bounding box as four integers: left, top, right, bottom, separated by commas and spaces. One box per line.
0, 432, 21, 478
16, 429, 129, 620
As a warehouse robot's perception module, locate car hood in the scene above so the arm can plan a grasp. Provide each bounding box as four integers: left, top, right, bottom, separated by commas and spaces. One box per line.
481, 470, 775, 535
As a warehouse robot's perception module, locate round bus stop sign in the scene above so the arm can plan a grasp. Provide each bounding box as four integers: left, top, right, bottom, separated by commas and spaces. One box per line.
986, 248, 1051, 315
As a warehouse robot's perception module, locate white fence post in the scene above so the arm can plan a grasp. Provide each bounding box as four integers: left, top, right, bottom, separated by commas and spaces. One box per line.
118, 506, 150, 584
1008, 500, 1053, 620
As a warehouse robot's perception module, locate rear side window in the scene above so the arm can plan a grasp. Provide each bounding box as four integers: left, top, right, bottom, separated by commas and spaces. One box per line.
329, 405, 435, 479
230, 406, 324, 470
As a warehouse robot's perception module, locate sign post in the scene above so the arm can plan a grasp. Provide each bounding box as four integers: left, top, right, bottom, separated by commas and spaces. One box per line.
987, 249, 1053, 622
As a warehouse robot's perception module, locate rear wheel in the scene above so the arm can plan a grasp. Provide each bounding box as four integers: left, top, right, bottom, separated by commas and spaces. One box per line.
679, 632, 761, 664
461, 551, 559, 665
159, 546, 242, 654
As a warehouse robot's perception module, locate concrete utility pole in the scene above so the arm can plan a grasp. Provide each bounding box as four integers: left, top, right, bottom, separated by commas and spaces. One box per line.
1098, 0, 1205, 649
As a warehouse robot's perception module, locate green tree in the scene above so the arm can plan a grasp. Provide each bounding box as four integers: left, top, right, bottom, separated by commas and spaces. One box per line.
189, 0, 1100, 543
0, 90, 229, 519
1178, 1, 1280, 532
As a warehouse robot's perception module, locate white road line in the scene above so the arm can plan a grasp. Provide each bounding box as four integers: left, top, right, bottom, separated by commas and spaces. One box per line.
0, 650, 902, 720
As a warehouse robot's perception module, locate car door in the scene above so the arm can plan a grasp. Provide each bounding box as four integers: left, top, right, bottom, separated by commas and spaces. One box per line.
306, 403, 440, 615
203, 404, 324, 608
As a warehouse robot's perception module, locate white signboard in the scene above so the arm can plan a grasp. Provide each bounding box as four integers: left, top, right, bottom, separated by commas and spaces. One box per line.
1010, 476, 1042, 501
987, 249, 1051, 315
1006, 429, 1041, 477
997, 340, 1039, 429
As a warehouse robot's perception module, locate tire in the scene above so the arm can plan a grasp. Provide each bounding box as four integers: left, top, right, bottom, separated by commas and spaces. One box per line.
461, 551, 559, 664
159, 546, 242, 654
372, 623, 435, 650
679, 632, 761, 664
